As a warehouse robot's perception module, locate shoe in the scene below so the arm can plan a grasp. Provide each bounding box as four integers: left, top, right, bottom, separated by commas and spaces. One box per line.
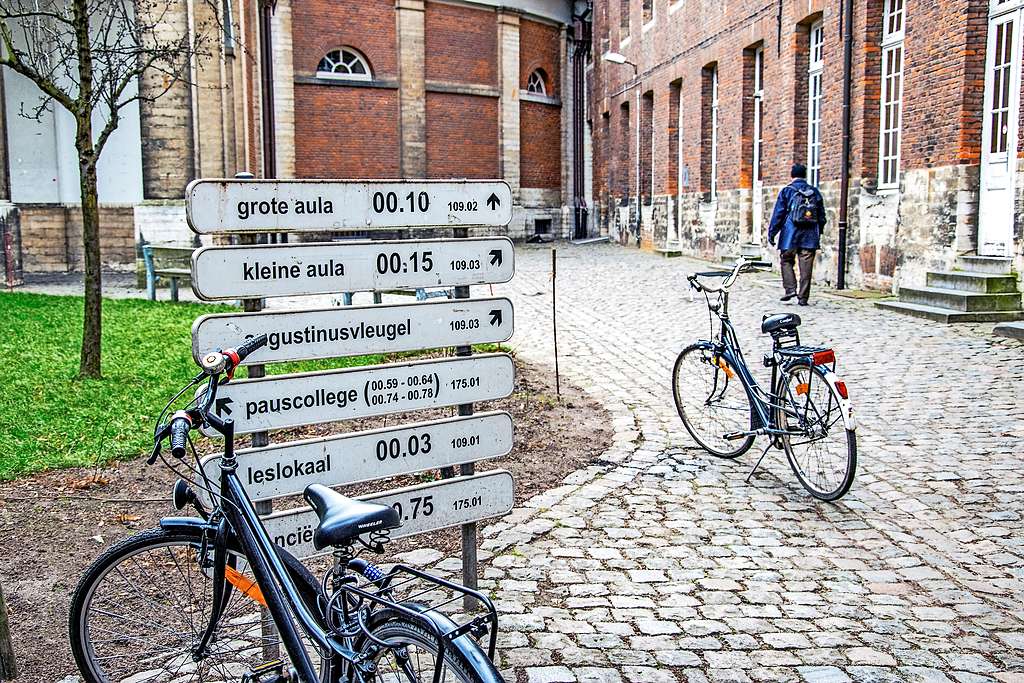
798, 300, 809, 306
780, 293, 796, 302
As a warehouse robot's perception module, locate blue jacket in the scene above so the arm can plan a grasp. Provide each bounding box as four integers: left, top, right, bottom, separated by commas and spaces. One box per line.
768, 179, 827, 251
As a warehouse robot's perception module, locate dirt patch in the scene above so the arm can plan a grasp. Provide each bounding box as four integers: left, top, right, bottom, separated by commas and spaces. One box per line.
0, 354, 610, 682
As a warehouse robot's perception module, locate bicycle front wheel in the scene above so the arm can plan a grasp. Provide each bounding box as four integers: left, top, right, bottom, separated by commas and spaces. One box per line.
69, 527, 331, 683
672, 343, 755, 458
775, 362, 857, 501
357, 612, 503, 683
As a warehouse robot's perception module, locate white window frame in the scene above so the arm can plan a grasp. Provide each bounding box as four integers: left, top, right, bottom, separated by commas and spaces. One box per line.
807, 21, 824, 187
753, 46, 764, 186
878, 0, 905, 189
527, 69, 547, 95
710, 66, 719, 199
316, 48, 373, 82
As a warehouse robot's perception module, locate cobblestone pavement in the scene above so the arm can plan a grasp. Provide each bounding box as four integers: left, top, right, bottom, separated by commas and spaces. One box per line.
460, 243, 1024, 683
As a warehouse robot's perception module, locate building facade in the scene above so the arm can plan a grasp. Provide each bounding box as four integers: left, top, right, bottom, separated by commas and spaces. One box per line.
590, 0, 1024, 290
0, 0, 592, 279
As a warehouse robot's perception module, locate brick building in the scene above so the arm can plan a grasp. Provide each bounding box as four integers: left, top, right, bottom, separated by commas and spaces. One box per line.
0, 0, 593, 278
590, 0, 1024, 291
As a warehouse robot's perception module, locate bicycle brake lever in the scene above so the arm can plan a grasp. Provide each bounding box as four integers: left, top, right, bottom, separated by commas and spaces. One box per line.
148, 422, 171, 464
147, 441, 163, 465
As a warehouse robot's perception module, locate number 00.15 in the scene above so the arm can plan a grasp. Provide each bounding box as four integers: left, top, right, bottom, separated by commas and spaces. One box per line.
375, 433, 432, 461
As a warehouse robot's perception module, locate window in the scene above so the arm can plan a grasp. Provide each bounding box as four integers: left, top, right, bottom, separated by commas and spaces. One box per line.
620, 101, 631, 197
703, 65, 719, 198
527, 69, 547, 95
620, 0, 630, 37
753, 46, 764, 185
642, 91, 654, 202
807, 21, 824, 186
642, 0, 653, 26
989, 17, 1014, 155
879, 0, 905, 187
221, 0, 235, 51
316, 48, 372, 81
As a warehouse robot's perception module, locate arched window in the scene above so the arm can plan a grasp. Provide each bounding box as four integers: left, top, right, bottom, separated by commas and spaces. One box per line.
527, 69, 548, 95
316, 48, 372, 81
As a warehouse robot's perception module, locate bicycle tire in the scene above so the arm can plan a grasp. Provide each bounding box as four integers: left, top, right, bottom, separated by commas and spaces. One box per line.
355, 608, 504, 683
672, 343, 755, 458
774, 362, 857, 501
69, 526, 333, 683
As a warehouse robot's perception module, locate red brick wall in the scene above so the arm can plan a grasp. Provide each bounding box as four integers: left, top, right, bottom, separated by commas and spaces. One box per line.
294, 85, 400, 178
520, 19, 560, 96
291, 0, 396, 78
425, 2, 497, 85
591, 0, 990, 198
521, 101, 562, 188
426, 93, 499, 178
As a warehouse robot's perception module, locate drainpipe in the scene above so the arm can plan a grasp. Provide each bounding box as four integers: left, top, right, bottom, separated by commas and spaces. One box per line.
837, 0, 854, 289
571, 10, 591, 239
259, 0, 277, 180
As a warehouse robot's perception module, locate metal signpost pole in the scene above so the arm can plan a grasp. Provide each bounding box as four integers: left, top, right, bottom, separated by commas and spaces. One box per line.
453, 225, 478, 610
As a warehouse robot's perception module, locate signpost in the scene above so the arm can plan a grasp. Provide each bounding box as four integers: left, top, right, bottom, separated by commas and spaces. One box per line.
186, 179, 513, 233
192, 298, 514, 364
190, 237, 515, 300
262, 470, 515, 560
198, 412, 514, 504
186, 177, 518, 605
196, 353, 514, 436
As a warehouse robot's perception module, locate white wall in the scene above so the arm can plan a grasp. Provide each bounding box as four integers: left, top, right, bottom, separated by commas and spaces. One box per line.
3, 67, 143, 204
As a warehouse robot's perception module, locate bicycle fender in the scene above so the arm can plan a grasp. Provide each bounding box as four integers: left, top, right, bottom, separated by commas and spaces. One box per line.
785, 363, 856, 432
820, 369, 856, 431
363, 603, 506, 683
159, 515, 217, 536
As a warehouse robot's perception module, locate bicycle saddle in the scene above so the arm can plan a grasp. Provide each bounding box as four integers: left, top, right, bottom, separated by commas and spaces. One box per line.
761, 312, 801, 334
303, 484, 401, 550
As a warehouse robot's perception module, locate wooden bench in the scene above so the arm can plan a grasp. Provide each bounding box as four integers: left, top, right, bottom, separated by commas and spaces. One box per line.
142, 244, 194, 301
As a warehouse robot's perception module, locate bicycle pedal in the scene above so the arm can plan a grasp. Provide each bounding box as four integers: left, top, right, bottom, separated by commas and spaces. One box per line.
723, 432, 748, 441
241, 661, 286, 683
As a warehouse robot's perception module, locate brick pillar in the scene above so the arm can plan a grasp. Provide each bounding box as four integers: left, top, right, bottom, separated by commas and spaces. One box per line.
138, 0, 195, 198
397, 0, 426, 178
498, 11, 520, 197
272, 0, 296, 178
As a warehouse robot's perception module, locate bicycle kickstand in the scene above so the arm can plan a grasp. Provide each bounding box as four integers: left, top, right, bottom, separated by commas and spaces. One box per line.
745, 441, 773, 484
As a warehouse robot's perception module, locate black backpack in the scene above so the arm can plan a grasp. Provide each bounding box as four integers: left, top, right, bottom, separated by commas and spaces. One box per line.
788, 187, 820, 229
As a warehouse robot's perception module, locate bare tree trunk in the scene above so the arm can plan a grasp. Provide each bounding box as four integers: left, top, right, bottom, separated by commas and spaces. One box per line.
77, 130, 102, 380
0, 580, 16, 680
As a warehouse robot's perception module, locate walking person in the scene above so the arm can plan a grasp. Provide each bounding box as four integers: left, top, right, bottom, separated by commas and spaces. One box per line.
767, 163, 827, 305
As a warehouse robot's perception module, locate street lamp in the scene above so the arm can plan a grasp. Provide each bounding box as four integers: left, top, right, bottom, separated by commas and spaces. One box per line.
603, 51, 641, 246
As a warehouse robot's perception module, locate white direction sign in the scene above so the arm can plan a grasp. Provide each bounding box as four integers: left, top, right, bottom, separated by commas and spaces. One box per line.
199, 353, 514, 436
198, 412, 514, 504
192, 298, 514, 365
262, 470, 515, 559
186, 179, 513, 233
191, 238, 515, 300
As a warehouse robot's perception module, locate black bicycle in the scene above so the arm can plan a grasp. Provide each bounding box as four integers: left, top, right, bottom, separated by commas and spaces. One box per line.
672, 258, 857, 501
69, 334, 505, 683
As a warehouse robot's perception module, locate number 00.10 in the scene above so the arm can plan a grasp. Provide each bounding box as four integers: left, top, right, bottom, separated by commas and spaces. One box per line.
372, 191, 430, 214
375, 433, 432, 461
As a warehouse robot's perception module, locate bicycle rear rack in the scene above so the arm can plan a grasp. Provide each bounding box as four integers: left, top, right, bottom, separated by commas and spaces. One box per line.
330, 562, 499, 683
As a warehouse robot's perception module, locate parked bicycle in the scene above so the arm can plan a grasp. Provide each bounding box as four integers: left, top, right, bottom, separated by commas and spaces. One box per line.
672, 258, 857, 500
69, 334, 505, 683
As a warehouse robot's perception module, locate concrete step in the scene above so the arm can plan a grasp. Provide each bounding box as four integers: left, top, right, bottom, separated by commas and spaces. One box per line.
897, 286, 1022, 312
739, 243, 763, 258
994, 321, 1024, 340
655, 248, 683, 258
926, 270, 1019, 294
875, 300, 1024, 323
956, 255, 1013, 275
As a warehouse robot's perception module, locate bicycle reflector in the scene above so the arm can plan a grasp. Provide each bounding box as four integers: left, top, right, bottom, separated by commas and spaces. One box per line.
834, 380, 849, 399
812, 349, 835, 366
225, 565, 267, 607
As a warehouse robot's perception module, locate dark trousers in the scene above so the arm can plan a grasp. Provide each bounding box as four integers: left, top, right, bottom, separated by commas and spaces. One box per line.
781, 248, 816, 302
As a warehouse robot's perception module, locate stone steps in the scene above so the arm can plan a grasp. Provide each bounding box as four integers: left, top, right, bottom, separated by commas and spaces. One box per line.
875, 255, 1023, 323
875, 300, 1024, 323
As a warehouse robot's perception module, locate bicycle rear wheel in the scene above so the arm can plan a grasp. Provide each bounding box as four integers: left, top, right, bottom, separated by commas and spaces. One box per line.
69, 527, 331, 683
775, 363, 857, 501
672, 343, 755, 458
357, 611, 502, 683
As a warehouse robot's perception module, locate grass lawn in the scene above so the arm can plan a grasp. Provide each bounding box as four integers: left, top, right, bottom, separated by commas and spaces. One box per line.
0, 292, 421, 480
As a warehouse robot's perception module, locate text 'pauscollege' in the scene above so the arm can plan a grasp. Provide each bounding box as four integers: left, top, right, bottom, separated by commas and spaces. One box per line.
242, 259, 345, 281
246, 388, 360, 419
262, 320, 412, 350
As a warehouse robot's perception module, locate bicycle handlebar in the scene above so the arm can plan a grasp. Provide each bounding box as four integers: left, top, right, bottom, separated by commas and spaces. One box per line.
688, 257, 750, 294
